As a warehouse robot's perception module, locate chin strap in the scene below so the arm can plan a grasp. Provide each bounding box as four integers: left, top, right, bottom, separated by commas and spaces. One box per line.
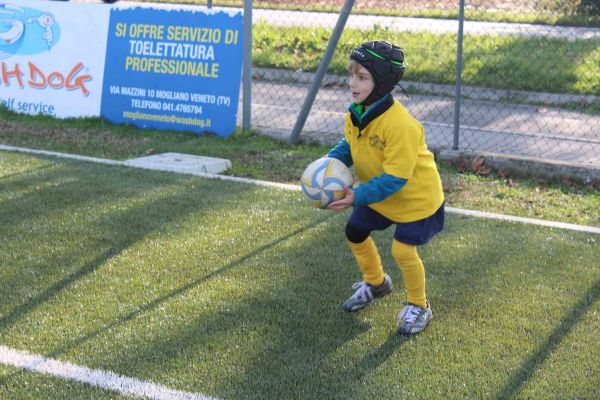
398, 83, 410, 99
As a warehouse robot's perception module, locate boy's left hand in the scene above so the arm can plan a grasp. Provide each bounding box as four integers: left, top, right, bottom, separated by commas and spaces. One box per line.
328, 186, 354, 212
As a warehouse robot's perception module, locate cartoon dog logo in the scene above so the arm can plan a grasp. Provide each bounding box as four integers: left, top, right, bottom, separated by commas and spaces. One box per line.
0, 3, 60, 59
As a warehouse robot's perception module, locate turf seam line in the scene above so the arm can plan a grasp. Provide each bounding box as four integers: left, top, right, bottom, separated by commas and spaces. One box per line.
1, 144, 598, 235
0, 346, 218, 400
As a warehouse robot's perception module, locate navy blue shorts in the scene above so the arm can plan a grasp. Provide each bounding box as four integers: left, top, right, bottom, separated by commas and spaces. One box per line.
347, 203, 445, 245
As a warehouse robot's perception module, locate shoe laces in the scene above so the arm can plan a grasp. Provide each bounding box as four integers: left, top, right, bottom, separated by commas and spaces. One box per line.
399, 304, 421, 323
350, 281, 374, 301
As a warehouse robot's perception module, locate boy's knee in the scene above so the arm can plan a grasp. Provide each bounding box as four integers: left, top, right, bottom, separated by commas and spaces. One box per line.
345, 223, 370, 243
391, 239, 418, 263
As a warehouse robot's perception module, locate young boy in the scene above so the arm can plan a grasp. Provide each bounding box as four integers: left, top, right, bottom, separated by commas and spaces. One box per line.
326, 40, 444, 335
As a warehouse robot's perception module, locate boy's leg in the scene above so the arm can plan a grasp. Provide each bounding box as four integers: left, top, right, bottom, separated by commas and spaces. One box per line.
345, 207, 393, 286
348, 236, 385, 286
391, 239, 426, 308
342, 223, 392, 312
392, 239, 432, 333
341, 208, 394, 312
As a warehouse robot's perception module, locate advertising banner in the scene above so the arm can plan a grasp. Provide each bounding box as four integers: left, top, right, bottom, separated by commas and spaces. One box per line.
101, 6, 243, 137
0, 1, 108, 118
0, 0, 243, 137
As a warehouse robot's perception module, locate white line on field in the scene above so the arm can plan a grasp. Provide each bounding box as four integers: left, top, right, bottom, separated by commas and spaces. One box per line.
1, 144, 599, 235
0, 145, 125, 166
445, 207, 600, 234
0, 144, 299, 191
0, 346, 217, 400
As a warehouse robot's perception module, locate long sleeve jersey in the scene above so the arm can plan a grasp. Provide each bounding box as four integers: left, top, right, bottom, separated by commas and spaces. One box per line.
327, 94, 444, 223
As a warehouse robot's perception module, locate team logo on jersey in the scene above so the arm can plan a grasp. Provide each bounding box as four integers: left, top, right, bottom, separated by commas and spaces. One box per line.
369, 134, 385, 151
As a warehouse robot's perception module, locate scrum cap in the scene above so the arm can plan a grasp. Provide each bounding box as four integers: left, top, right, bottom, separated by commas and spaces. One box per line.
350, 41, 405, 105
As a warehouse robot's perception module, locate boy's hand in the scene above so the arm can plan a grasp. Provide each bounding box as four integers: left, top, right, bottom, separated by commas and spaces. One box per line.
327, 186, 354, 212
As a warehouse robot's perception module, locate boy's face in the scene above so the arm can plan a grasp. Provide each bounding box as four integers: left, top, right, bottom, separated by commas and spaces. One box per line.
348, 61, 375, 105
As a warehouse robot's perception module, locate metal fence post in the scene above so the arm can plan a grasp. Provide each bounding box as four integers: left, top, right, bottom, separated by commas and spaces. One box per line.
242, 0, 252, 133
453, 0, 466, 151
288, 0, 356, 145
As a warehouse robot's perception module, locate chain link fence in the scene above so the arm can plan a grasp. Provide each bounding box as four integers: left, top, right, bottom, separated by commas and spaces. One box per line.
205, 0, 600, 173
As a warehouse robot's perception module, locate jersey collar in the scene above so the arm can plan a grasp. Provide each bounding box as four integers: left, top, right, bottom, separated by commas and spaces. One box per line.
348, 94, 394, 129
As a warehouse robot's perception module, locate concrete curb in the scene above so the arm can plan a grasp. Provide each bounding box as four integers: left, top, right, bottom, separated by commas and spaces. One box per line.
251, 129, 600, 183
438, 149, 600, 183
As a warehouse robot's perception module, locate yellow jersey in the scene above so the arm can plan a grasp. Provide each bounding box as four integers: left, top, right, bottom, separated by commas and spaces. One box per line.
344, 98, 444, 222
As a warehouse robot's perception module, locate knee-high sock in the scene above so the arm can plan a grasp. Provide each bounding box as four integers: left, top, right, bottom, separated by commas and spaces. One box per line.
392, 240, 427, 308
348, 237, 385, 286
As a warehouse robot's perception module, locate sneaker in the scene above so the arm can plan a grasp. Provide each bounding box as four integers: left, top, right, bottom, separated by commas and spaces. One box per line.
396, 302, 433, 334
342, 274, 392, 312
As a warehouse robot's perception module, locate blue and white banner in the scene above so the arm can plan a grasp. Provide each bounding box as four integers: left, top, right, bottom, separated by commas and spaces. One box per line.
0, 0, 243, 137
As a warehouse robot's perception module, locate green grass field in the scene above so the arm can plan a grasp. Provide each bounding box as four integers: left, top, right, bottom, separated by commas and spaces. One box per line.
1, 151, 598, 399
1, 109, 599, 228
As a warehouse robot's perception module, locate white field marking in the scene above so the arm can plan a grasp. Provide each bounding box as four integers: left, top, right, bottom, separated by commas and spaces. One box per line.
446, 207, 600, 235
0, 346, 218, 400
1, 144, 598, 235
0, 144, 299, 191
0, 145, 124, 167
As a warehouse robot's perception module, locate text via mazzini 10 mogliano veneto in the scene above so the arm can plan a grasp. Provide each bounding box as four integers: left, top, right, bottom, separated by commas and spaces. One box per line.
107, 85, 231, 117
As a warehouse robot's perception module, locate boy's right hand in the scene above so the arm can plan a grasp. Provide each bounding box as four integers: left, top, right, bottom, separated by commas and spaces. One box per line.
327, 186, 354, 212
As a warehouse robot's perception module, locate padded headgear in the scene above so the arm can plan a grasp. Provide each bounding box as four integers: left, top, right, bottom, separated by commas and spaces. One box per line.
350, 41, 405, 105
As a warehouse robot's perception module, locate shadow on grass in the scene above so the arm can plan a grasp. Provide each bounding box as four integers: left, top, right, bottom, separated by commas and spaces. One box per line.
0, 157, 269, 389
4, 167, 597, 399
40, 214, 336, 362
495, 276, 600, 400
92, 217, 414, 400
351, 330, 413, 379
0, 164, 93, 226
0, 246, 129, 331
90, 213, 596, 399
0, 158, 258, 333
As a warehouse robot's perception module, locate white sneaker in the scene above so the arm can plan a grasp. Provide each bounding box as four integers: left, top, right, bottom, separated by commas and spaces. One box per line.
396, 302, 432, 334
342, 274, 392, 312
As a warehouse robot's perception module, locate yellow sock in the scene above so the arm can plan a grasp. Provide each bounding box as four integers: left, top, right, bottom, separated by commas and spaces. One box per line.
392, 240, 427, 308
348, 237, 385, 286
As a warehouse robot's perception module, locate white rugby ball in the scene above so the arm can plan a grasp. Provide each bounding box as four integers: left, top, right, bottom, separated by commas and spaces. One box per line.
300, 157, 353, 208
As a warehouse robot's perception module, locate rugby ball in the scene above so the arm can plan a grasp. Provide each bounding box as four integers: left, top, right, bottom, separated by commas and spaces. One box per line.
301, 157, 353, 208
